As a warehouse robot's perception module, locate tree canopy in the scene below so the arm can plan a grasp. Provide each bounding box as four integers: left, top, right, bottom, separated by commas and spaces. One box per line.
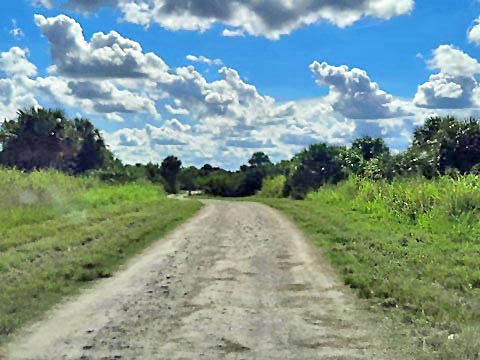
0, 108, 113, 174
5, 109, 480, 200
160, 156, 182, 194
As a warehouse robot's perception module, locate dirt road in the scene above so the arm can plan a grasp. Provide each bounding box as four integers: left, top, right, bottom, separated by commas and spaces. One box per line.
6, 201, 389, 359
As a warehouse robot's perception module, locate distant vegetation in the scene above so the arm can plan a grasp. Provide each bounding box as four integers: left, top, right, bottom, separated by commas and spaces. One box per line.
4, 109, 480, 199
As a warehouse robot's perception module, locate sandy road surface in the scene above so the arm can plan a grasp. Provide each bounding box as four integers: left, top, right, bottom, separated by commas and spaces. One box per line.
5, 200, 389, 359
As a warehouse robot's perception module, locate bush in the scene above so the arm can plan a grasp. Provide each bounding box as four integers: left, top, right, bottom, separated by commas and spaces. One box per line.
259, 175, 286, 198
201, 171, 245, 197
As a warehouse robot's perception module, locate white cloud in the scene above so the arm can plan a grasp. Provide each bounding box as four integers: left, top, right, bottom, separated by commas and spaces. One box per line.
186, 55, 222, 66
428, 45, 480, 77
222, 29, 245, 38
35, 14, 169, 78
0, 47, 37, 77
0, 48, 40, 119
165, 104, 189, 115
414, 73, 477, 109
414, 45, 480, 109
310, 61, 408, 119
9, 20, 24, 39
468, 17, 480, 45
34, 0, 414, 39
165, 118, 191, 132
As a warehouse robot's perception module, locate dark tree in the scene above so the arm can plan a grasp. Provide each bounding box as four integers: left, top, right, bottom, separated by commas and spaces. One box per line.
286, 143, 346, 199
200, 164, 215, 177
201, 171, 244, 197
0, 108, 113, 173
0, 108, 68, 171
178, 166, 201, 194
248, 152, 272, 167
160, 156, 182, 194
145, 162, 162, 183
413, 116, 460, 149
439, 118, 480, 174
351, 136, 390, 161
73, 118, 113, 173
396, 116, 480, 177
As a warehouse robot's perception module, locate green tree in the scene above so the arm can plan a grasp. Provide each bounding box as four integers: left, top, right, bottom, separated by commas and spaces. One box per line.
200, 164, 218, 177
178, 166, 201, 194
351, 136, 390, 162
285, 143, 346, 199
398, 116, 480, 177
341, 137, 391, 179
145, 162, 162, 183
201, 171, 244, 197
248, 152, 272, 167
160, 156, 182, 194
439, 118, 480, 174
0, 108, 112, 173
73, 118, 113, 173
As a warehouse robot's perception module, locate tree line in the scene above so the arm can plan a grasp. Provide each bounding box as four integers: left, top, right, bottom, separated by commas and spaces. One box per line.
3, 108, 480, 198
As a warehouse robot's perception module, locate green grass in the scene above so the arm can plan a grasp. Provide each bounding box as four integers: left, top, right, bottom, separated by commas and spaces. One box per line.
256, 176, 480, 359
0, 169, 202, 344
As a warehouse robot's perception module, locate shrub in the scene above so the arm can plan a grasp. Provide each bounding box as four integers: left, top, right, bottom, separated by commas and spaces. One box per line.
259, 175, 286, 198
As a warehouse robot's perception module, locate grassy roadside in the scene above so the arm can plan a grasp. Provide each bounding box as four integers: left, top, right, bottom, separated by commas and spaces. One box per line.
0, 169, 202, 345
255, 194, 480, 359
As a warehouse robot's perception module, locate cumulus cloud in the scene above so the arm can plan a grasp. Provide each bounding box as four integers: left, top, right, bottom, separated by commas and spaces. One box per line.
34, 0, 414, 39
414, 45, 480, 109
0, 48, 40, 119
310, 61, 408, 119
0, 47, 37, 77
165, 104, 189, 115
2, 13, 433, 168
414, 73, 478, 109
68, 80, 159, 118
186, 55, 223, 66
35, 14, 168, 78
468, 17, 480, 45
427, 45, 480, 77
32, 14, 285, 128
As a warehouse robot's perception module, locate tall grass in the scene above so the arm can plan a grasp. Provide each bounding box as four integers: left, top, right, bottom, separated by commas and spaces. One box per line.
0, 168, 200, 343
258, 175, 480, 358
309, 175, 480, 238
0, 169, 167, 232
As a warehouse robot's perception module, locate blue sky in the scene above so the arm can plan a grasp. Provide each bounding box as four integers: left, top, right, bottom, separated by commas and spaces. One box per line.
2, 0, 480, 168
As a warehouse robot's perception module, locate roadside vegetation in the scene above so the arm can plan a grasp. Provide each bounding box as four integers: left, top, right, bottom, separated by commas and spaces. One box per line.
258, 177, 480, 359
0, 168, 201, 344
0, 109, 202, 344
2, 107, 480, 357
249, 116, 480, 358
